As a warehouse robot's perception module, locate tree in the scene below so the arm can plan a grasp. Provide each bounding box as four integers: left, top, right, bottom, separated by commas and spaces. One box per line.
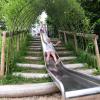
79, 0, 100, 23
45, 0, 90, 33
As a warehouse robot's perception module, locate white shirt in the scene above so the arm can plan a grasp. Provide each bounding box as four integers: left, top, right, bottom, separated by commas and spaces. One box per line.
41, 33, 55, 52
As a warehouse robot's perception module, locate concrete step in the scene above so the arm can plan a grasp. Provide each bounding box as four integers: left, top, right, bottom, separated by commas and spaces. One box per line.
30, 43, 41, 46
93, 75, 100, 79
55, 47, 66, 51
29, 43, 41, 46
27, 48, 42, 52
24, 56, 41, 60
64, 63, 85, 69
28, 47, 42, 51
61, 57, 77, 64
57, 51, 73, 56
34, 38, 41, 40
16, 63, 45, 69
27, 51, 42, 56
75, 68, 100, 80
54, 44, 64, 47
62, 60, 77, 64
51, 38, 58, 41
76, 69, 95, 75
29, 42, 41, 44
13, 72, 49, 78
0, 82, 58, 98
34, 38, 41, 41
60, 56, 77, 61
55, 45, 65, 49
18, 59, 44, 64
27, 51, 42, 53
28, 40, 41, 43
28, 46, 42, 48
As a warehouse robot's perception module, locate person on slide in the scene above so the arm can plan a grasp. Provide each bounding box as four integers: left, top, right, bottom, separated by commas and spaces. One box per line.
41, 33, 61, 66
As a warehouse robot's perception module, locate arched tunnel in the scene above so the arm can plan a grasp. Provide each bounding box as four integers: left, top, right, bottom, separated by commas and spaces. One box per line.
0, 0, 100, 100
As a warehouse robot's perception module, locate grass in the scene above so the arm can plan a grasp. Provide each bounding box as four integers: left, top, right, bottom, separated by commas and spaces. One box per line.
65, 43, 98, 69
76, 50, 97, 69
0, 75, 52, 85
17, 57, 45, 64
26, 51, 43, 57
63, 59, 77, 64
0, 34, 2, 48
0, 34, 51, 85
93, 69, 100, 75
0, 30, 3, 61
13, 66, 47, 73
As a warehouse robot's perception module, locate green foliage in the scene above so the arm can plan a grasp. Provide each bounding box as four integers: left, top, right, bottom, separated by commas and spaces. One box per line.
0, 0, 91, 34
13, 67, 47, 73
65, 38, 97, 69
6, 32, 29, 74
79, 0, 100, 33
93, 69, 100, 75
79, 0, 100, 24
45, 0, 90, 33
0, 29, 2, 48
76, 50, 97, 69
85, 42, 95, 54
94, 18, 100, 34
0, 0, 44, 31
0, 74, 52, 85
0, 0, 97, 76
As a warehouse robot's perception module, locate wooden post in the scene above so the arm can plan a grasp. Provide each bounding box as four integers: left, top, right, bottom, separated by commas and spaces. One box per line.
64, 32, 67, 44
58, 31, 60, 39
0, 31, 6, 76
93, 35, 100, 69
23, 32, 25, 43
74, 33, 78, 52
17, 34, 20, 51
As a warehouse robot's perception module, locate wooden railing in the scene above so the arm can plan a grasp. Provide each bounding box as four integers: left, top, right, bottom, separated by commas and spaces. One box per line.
58, 30, 100, 69
0, 30, 28, 77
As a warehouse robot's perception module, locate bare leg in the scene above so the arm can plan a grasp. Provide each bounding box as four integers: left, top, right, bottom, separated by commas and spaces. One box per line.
46, 51, 51, 63
50, 52, 57, 63
51, 51, 61, 65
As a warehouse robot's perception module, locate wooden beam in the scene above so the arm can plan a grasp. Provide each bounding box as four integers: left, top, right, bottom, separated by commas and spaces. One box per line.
58, 30, 96, 39
0, 31, 6, 77
93, 35, 100, 69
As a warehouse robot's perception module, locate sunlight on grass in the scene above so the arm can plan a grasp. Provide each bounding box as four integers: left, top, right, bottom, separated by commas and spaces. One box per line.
0, 75, 52, 85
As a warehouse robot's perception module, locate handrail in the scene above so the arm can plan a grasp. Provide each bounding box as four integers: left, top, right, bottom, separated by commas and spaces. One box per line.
58, 30, 100, 69
0, 31, 28, 77
58, 30, 97, 39
1, 30, 28, 37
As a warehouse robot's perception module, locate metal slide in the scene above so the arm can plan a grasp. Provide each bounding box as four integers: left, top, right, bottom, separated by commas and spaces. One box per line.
40, 35, 100, 100
47, 60, 100, 100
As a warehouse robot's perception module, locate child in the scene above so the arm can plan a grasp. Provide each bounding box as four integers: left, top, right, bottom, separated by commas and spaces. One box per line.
43, 36, 61, 65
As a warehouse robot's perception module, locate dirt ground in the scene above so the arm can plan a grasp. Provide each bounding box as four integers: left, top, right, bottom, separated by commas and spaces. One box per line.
0, 93, 61, 100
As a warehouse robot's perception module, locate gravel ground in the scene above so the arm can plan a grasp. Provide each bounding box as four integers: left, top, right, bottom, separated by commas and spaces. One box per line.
0, 93, 61, 100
